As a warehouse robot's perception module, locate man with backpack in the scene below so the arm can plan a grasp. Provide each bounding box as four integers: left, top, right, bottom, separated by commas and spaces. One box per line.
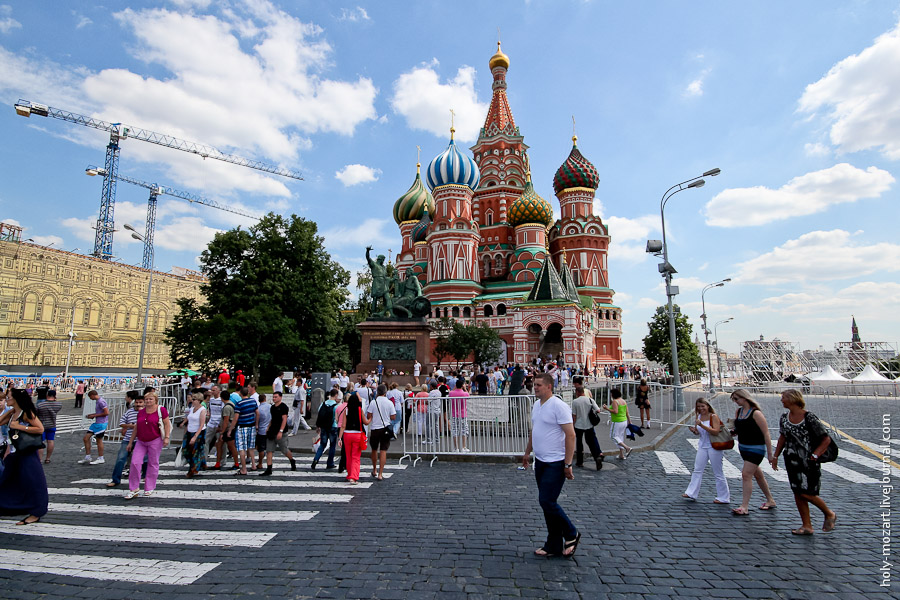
311, 389, 339, 470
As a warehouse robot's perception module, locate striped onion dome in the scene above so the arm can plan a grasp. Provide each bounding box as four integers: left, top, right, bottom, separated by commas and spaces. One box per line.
411, 204, 432, 243
393, 163, 434, 225
552, 135, 599, 195
509, 172, 553, 227
426, 128, 480, 191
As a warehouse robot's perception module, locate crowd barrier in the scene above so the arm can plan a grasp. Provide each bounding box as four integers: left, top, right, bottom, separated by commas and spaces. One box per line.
79, 382, 181, 442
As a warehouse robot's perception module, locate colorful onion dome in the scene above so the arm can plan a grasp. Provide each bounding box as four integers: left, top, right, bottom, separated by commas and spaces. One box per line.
426, 128, 480, 191
411, 205, 432, 243
509, 172, 553, 227
489, 41, 509, 70
552, 135, 599, 195
393, 163, 434, 225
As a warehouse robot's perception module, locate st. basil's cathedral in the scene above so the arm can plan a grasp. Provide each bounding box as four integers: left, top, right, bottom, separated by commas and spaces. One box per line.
391, 43, 623, 369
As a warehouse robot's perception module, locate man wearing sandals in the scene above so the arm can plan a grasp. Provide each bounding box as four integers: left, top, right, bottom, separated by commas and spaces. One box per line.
522, 373, 581, 558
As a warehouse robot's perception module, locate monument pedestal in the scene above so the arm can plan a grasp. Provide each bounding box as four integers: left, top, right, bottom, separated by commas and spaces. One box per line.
356, 319, 432, 386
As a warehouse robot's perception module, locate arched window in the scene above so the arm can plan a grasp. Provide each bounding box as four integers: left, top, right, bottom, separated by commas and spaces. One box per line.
115, 306, 127, 329
484, 304, 494, 317
483, 256, 491, 278
497, 303, 507, 316
148, 309, 157, 332
74, 303, 86, 326
40, 296, 55, 322
128, 306, 140, 329
23, 293, 37, 321
157, 310, 167, 331
88, 302, 100, 326
463, 307, 471, 318
486, 211, 494, 226
452, 306, 460, 318
443, 308, 448, 318
612, 311, 617, 320
495, 255, 503, 271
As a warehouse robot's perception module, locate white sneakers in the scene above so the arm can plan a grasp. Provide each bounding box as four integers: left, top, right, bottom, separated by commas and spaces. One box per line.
90, 457, 105, 465
77, 456, 92, 464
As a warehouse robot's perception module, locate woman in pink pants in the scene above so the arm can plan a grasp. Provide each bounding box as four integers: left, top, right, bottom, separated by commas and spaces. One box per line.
337, 392, 370, 484
125, 392, 171, 499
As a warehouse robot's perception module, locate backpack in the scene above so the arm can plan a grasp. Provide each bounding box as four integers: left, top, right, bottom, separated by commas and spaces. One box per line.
316, 401, 335, 431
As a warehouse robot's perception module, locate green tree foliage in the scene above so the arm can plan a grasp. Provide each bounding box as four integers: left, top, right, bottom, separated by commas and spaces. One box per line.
642, 305, 705, 375
431, 316, 455, 367
165, 214, 351, 381
164, 297, 213, 371
443, 320, 502, 367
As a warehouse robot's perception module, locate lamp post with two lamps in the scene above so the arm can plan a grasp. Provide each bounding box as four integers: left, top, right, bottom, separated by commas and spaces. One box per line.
714, 317, 733, 390
701, 278, 731, 391
63, 296, 93, 386
646, 168, 721, 410
124, 223, 153, 385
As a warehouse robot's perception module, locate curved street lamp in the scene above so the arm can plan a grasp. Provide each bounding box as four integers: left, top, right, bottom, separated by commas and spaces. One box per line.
714, 317, 734, 390
701, 278, 731, 391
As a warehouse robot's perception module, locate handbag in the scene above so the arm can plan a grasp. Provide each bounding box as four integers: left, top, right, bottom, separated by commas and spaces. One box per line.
797, 413, 839, 463
588, 404, 601, 427
374, 398, 396, 441
174, 447, 185, 468
10, 413, 44, 453
358, 408, 368, 451
708, 415, 734, 450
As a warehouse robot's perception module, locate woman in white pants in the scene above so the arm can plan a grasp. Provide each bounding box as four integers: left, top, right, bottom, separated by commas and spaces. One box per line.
683, 398, 730, 504
290, 378, 310, 435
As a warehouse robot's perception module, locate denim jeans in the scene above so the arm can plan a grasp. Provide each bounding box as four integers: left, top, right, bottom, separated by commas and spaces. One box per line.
110, 441, 131, 485
314, 428, 338, 467
575, 428, 603, 464
534, 459, 578, 554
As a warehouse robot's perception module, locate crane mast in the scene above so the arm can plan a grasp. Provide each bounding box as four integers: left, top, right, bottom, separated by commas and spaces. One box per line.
15, 99, 300, 260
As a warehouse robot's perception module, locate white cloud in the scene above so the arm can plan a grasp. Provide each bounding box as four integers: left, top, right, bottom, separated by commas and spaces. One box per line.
168, 0, 213, 9
154, 216, 220, 252
391, 62, 488, 143
606, 214, 660, 264
30, 234, 64, 247
704, 163, 893, 227
0, 5, 20, 34
320, 218, 394, 252
73, 13, 92, 29
803, 142, 831, 157
339, 7, 370, 22
61, 217, 99, 243
1, 218, 21, 227
762, 281, 900, 324
684, 66, 711, 98
734, 229, 900, 285
335, 164, 381, 186
799, 18, 900, 159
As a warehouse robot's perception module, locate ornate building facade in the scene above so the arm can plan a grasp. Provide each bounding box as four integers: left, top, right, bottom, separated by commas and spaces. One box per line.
392, 44, 623, 368
0, 226, 203, 373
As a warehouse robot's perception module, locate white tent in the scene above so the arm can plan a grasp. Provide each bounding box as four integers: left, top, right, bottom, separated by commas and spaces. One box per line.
852, 365, 892, 382
812, 365, 849, 382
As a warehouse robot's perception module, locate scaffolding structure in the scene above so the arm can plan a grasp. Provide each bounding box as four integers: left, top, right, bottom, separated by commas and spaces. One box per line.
808, 341, 899, 378
739, 337, 815, 383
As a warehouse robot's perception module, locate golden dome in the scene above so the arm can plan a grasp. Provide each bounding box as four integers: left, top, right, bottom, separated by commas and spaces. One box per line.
489, 41, 509, 70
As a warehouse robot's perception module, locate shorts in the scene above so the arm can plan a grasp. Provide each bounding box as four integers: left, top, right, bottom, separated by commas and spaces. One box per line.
256, 433, 268, 453
42, 428, 56, 441
266, 435, 289, 454
739, 444, 766, 465
450, 417, 469, 438
89, 423, 107, 438
235, 426, 256, 452
369, 427, 392, 452
222, 428, 235, 443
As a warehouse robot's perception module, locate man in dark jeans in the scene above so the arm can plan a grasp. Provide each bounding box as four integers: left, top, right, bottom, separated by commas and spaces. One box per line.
522, 373, 580, 557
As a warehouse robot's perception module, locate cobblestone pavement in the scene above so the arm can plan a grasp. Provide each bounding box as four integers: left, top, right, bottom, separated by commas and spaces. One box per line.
1, 393, 897, 598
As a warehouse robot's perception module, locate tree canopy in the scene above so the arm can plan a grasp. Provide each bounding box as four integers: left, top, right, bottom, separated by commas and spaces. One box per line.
164, 214, 351, 382
642, 305, 705, 375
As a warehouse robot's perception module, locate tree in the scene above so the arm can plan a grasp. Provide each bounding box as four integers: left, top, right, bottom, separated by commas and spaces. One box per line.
443, 320, 502, 368
431, 316, 455, 368
165, 214, 351, 381
642, 305, 705, 375
164, 297, 215, 370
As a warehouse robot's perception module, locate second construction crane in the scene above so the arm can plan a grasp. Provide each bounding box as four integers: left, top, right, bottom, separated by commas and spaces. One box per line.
15, 99, 301, 261
85, 166, 262, 270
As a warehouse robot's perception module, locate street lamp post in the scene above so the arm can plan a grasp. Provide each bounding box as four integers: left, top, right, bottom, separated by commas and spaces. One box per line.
701, 278, 731, 391
647, 168, 721, 410
64, 296, 93, 386
125, 224, 153, 385
714, 317, 733, 390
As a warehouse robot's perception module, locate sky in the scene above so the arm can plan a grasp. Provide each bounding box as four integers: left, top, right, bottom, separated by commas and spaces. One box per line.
0, 0, 898, 356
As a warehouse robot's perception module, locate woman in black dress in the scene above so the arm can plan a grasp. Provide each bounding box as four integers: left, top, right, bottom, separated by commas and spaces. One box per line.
0, 389, 49, 524
635, 379, 651, 429
771, 389, 836, 535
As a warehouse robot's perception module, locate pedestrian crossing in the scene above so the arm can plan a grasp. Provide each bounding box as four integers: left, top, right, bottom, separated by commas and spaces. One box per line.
657, 438, 882, 484
0, 451, 407, 587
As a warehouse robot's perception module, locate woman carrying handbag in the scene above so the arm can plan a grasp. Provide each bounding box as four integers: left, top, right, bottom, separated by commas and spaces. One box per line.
682, 398, 730, 504
0, 389, 48, 525
337, 392, 370, 484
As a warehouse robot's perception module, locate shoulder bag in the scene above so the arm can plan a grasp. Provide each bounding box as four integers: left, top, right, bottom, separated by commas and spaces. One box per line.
359, 408, 368, 451
588, 399, 602, 427
374, 398, 396, 441
10, 411, 45, 453
708, 415, 735, 450
792, 413, 838, 463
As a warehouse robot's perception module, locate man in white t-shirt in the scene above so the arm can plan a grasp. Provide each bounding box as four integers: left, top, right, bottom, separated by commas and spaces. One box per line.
413, 360, 421, 386
180, 375, 191, 405
385, 383, 404, 437
366, 384, 396, 480
522, 372, 579, 558
272, 372, 284, 395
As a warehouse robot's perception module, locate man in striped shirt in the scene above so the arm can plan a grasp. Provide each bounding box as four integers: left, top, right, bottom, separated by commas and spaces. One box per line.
230, 386, 259, 476
106, 391, 143, 488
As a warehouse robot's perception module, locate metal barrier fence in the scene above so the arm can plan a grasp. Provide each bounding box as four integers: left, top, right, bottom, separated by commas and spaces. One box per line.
79, 382, 181, 442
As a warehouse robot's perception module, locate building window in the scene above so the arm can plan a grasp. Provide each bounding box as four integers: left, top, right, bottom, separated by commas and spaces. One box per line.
88, 302, 100, 326
497, 303, 507, 316
452, 306, 460, 318
484, 305, 494, 317
486, 211, 494, 226
23, 293, 37, 321
483, 256, 491, 278
40, 296, 55, 322
463, 307, 471, 318
115, 306, 127, 329
456, 199, 461, 216
157, 310, 167, 331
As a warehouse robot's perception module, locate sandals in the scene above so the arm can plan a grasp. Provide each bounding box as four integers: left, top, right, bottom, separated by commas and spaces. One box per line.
791, 528, 814, 536
731, 507, 749, 516
563, 533, 581, 557
534, 548, 556, 557
759, 503, 777, 511
15, 516, 40, 526
681, 494, 696, 501
823, 515, 837, 532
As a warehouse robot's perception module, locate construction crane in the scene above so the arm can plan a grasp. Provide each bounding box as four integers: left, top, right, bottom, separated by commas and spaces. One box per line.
14, 99, 301, 260
85, 166, 262, 269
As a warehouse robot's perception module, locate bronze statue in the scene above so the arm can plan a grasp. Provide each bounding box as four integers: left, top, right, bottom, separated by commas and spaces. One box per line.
366, 246, 393, 318
365, 250, 430, 320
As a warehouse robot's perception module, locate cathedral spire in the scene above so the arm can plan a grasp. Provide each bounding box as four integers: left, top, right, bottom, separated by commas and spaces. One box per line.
483, 42, 516, 136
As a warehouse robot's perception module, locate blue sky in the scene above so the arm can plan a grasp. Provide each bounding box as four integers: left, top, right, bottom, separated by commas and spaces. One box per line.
1, 1, 898, 355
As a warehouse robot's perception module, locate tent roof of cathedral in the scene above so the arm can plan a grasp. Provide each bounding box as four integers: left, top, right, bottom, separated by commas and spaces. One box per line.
523, 257, 577, 304
557, 258, 581, 304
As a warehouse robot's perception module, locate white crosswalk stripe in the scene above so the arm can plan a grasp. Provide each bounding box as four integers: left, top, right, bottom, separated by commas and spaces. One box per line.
821, 462, 879, 484
837, 448, 900, 478
161, 457, 408, 469
48, 502, 319, 521
0, 549, 218, 585
0, 520, 275, 548
72, 477, 373, 489
655, 451, 690, 474
48, 487, 354, 502
686, 439, 742, 478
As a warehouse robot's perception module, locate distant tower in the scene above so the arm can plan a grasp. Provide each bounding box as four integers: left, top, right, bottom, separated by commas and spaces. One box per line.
424, 127, 482, 302
851, 316, 862, 350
